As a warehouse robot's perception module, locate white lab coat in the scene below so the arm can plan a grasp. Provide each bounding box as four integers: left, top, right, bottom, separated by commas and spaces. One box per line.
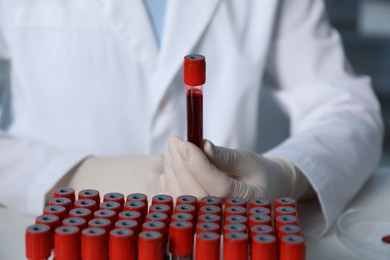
0, 0, 383, 236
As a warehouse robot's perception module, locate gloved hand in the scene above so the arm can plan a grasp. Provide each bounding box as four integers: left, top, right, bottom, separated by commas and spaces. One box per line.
161, 136, 314, 201
64, 155, 163, 200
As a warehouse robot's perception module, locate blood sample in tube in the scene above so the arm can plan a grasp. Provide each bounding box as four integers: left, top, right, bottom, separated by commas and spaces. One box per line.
109, 228, 136, 260
25, 224, 52, 260
279, 235, 305, 260
169, 221, 194, 260
54, 226, 81, 260
53, 187, 75, 203
81, 227, 107, 260
223, 232, 248, 260
195, 232, 220, 260
251, 234, 277, 260
78, 189, 100, 206
138, 231, 164, 260
184, 54, 205, 149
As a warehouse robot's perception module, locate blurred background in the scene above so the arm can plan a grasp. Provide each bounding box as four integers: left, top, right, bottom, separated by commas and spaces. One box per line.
0, 0, 389, 158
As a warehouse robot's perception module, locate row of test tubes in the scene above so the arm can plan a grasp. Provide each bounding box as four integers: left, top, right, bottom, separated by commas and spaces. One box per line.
25, 187, 305, 259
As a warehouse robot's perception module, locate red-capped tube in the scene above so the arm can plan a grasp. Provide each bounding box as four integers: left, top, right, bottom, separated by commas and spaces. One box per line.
115, 220, 139, 234
169, 221, 194, 259
109, 228, 136, 260
278, 225, 302, 240
195, 232, 220, 260
225, 215, 248, 226
126, 193, 148, 205
118, 210, 142, 222
274, 206, 297, 218
53, 187, 75, 203
275, 197, 297, 209
249, 207, 271, 216
68, 208, 93, 222
74, 199, 97, 212
275, 215, 299, 232
103, 192, 125, 207
142, 221, 166, 236
123, 201, 147, 222
94, 209, 117, 228
225, 197, 247, 208
145, 212, 169, 228
25, 224, 52, 260
223, 223, 247, 235
152, 194, 173, 208
62, 217, 87, 230
249, 198, 271, 210
88, 218, 112, 234
184, 54, 205, 86
249, 215, 272, 228
174, 204, 197, 218
200, 196, 222, 208
81, 227, 107, 260
171, 213, 194, 224
78, 189, 100, 206
279, 235, 305, 260
199, 205, 222, 218
54, 226, 81, 260
99, 201, 121, 215
251, 234, 277, 260
223, 232, 248, 260
224, 206, 247, 218
198, 214, 221, 226
49, 197, 73, 213
196, 222, 220, 234
149, 204, 172, 217
176, 195, 198, 208
35, 215, 60, 248
250, 225, 274, 238
43, 205, 67, 221
138, 231, 163, 260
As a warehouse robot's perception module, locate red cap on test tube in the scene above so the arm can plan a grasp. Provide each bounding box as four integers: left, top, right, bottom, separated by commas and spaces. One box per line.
174, 204, 197, 218
68, 208, 92, 222
275, 215, 299, 232
196, 222, 220, 234
123, 201, 147, 222
149, 204, 172, 217
146, 212, 169, 229
109, 228, 136, 260
169, 221, 194, 258
171, 213, 194, 224
249, 198, 271, 210
223, 232, 249, 260
35, 214, 60, 248
138, 231, 164, 260
200, 196, 222, 208
81, 227, 107, 260
94, 209, 117, 227
198, 214, 221, 226
223, 223, 247, 235
152, 194, 173, 207
62, 217, 87, 230
126, 193, 148, 205
78, 189, 100, 206
224, 206, 247, 218
279, 235, 305, 260
176, 195, 198, 208
142, 221, 167, 243
115, 220, 139, 234
49, 197, 73, 213
249, 207, 271, 216
74, 199, 97, 212
199, 205, 222, 218
250, 225, 274, 238
118, 210, 142, 222
53, 187, 75, 203
99, 201, 121, 215
251, 234, 277, 260
184, 54, 206, 86
278, 225, 302, 240
275, 206, 297, 218
275, 197, 297, 209
54, 226, 81, 260
225, 197, 247, 208
225, 215, 248, 226
25, 224, 52, 260
43, 205, 67, 221
195, 232, 220, 260
103, 192, 125, 207
88, 218, 112, 234
249, 214, 272, 228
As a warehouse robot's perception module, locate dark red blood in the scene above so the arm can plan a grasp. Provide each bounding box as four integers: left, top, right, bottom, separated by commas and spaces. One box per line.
382, 235, 390, 244
187, 88, 203, 149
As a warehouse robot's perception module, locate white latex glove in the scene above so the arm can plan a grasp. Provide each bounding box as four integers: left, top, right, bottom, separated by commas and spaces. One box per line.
161, 136, 313, 201
64, 155, 163, 201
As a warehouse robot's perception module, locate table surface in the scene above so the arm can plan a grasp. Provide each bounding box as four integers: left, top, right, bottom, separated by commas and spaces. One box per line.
1, 165, 389, 260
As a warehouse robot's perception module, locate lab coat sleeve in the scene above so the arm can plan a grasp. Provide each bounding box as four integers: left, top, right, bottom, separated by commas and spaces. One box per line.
264, 0, 384, 236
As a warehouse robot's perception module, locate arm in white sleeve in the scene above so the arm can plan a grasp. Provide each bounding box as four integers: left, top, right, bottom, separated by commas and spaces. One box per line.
264, 0, 384, 236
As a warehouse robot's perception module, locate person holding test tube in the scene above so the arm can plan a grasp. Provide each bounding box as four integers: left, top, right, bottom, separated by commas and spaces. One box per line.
0, 0, 383, 237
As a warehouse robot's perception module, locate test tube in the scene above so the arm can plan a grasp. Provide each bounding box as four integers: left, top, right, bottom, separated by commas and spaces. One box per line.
225, 197, 247, 208
249, 198, 271, 210
109, 228, 136, 260
43, 205, 67, 222
103, 192, 125, 207
62, 217, 87, 230
169, 221, 194, 260
99, 201, 121, 215
225, 215, 248, 226
115, 220, 139, 234
249, 207, 271, 217
68, 208, 93, 222
49, 197, 73, 213
123, 201, 147, 222
197, 214, 221, 226
54, 226, 81, 260
279, 235, 305, 260
184, 54, 206, 149
223, 232, 248, 260
25, 224, 52, 260
224, 206, 247, 218
94, 209, 117, 228
126, 193, 148, 205
53, 187, 75, 203
35, 215, 60, 249
251, 234, 277, 260
176, 195, 198, 208
195, 232, 220, 260
81, 227, 107, 260
200, 196, 222, 208
74, 199, 97, 212
138, 231, 164, 260
275, 197, 297, 209
78, 189, 100, 206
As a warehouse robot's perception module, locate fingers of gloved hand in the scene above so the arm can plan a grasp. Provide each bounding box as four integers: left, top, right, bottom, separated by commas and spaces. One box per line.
203, 139, 245, 173
173, 139, 232, 198
229, 179, 267, 200
163, 149, 183, 198
167, 139, 209, 198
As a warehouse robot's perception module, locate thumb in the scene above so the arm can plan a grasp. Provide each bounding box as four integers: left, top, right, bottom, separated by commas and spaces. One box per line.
203, 139, 243, 172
